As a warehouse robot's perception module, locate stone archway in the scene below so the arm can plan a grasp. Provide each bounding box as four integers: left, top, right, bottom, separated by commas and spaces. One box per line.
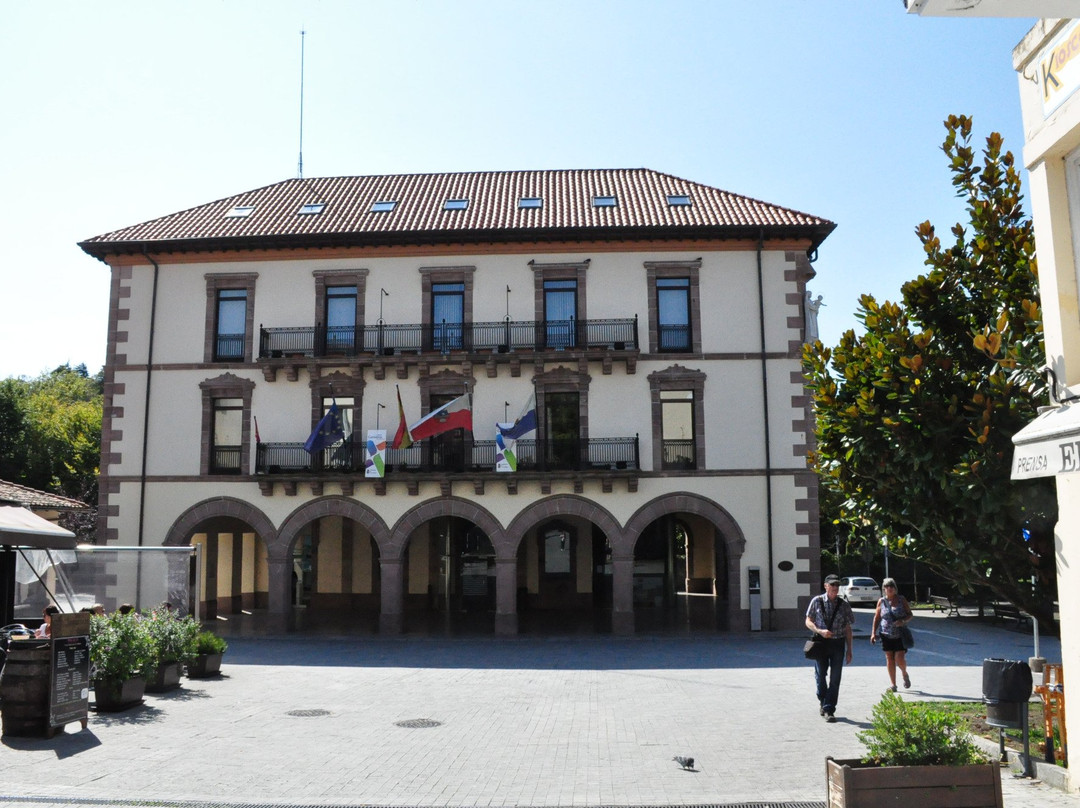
507, 495, 625, 634
164, 497, 278, 625
276, 497, 392, 634
624, 493, 747, 632
382, 497, 508, 635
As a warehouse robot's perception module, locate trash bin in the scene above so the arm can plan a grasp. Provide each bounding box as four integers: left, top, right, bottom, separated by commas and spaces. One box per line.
983, 658, 1033, 729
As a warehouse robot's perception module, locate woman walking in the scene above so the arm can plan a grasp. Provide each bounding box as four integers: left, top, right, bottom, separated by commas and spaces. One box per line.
870, 578, 913, 691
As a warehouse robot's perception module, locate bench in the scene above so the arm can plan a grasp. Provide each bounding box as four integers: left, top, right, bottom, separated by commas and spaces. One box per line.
930, 595, 959, 617
993, 602, 1032, 628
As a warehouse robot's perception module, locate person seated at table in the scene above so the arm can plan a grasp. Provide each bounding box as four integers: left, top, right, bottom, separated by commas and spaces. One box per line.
34, 605, 60, 638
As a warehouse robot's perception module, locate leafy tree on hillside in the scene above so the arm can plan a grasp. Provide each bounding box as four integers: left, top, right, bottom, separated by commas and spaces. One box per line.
0, 364, 103, 540
804, 116, 1057, 627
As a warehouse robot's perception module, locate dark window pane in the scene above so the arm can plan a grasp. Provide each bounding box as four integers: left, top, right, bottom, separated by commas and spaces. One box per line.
215, 290, 247, 360
657, 279, 690, 351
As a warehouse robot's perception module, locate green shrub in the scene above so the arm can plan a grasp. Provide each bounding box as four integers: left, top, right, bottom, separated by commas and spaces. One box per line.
195, 630, 228, 656
858, 691, 987, 767
89, 612, 155, 681
143, 609, 200, 666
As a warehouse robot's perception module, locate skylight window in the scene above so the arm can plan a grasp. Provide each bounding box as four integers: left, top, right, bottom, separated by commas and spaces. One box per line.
593, 195, 617, 208
225, 205, 255, 218
519, 197, 543, 209
298, 203, 325, 215
371, 200, 396, 213
443, 198, 469, 211
667, 195, 692, 206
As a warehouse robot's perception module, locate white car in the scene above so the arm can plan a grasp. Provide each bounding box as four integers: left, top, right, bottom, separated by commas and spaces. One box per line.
839, 576, 880, 605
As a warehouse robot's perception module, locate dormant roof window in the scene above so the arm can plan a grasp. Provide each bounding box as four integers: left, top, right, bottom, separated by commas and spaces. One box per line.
225, 205, 255, 218
370, 200, 397, 213
298, 203, 326, 215
443, 199, 469, 211
666, 195, 692, 206
519, 197, 543, 209
593, 195, 617, 208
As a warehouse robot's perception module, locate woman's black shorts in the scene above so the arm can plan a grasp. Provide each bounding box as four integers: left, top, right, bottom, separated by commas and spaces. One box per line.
881, 635, 905, 653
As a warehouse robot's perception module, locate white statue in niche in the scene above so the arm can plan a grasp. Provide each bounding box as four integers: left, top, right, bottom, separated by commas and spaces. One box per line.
805, 292, 825, 344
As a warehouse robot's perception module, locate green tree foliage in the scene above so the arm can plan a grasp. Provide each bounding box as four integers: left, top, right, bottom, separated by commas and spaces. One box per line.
0, 363, 103, 506
804, 116, 1057, 626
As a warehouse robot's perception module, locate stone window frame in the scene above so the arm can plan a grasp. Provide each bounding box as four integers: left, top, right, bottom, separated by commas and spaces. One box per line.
420, 266, 475, 350
647, 365, 707, 471
645, 260, 702, 355
313, 269, 369, 331
530, 260, 589, 326
204, 273, 258, 363
534, 366, 592, 445
310, 371, 366, 437
199, 373, 256, 475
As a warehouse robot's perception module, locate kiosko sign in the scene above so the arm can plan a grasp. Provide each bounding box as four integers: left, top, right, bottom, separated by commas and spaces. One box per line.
1011, 402, 1080, 480
1040, 20, 1080, 117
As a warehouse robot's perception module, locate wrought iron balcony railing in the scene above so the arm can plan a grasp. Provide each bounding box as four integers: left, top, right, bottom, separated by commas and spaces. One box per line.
254, 435, 639, 475
258, 317, 639, 359
661, 439, 696, 470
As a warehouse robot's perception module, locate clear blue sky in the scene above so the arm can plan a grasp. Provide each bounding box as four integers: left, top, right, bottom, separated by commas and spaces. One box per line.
0, 1, 1037, 379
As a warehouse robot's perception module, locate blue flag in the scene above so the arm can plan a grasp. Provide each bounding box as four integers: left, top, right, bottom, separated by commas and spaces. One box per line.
497, 407, 537, 440
304, 402, 345, 453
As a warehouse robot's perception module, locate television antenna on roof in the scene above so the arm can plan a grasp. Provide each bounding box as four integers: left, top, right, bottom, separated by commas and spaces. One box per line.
297, 28, 306, 179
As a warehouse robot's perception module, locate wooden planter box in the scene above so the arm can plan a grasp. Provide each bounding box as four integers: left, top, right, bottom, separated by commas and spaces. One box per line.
186, 652, 223, 679
145, 661, 184, 693
93, 677, 146, 712
826, 757, 1002, 808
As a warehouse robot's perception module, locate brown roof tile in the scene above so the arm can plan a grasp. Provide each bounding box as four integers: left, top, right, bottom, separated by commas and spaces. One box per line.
0, 479, 89, 511
80, 168, 835, 258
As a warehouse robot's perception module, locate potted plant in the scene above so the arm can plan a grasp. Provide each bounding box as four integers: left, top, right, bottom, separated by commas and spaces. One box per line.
88, 612, 155, 711
827, 691, 1001, 807
143, 609, 200, 692
187, 630, 228, 678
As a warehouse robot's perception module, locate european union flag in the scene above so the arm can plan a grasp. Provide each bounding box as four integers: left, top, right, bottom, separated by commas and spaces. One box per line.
304, 402, 345, 453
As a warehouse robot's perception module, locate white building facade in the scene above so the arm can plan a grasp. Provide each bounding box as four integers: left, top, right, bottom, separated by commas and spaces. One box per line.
79, 169, 834, 636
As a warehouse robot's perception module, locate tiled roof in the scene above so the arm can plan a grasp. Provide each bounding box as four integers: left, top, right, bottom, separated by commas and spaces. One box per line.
80, 168, 834, 258
0, 479, 89, 511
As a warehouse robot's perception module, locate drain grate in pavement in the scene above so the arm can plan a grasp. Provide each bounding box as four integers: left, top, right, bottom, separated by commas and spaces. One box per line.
394, 717, 442, 728
0, 799, 825, 808
286, 709, 331, 717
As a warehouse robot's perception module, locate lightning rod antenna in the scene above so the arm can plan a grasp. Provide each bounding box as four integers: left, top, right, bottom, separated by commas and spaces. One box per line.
297, 28, 306, 178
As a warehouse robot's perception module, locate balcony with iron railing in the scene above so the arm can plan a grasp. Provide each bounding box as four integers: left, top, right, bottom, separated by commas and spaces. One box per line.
254, 435, 640, 476
258, 317, 639, 361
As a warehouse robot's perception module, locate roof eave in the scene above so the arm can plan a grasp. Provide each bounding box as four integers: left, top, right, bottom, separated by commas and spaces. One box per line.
79, 221, 836, 262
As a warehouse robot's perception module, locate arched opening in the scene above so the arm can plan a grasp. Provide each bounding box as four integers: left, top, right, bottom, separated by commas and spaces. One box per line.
290, 515, 382, 634
515, 517, 614, 634
633, 512, 730, 633
188, 517, 270, 625
401, 515, 496, 634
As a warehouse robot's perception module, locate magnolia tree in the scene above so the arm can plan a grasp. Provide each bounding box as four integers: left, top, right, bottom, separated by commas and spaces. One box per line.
804, 115, 1057, 627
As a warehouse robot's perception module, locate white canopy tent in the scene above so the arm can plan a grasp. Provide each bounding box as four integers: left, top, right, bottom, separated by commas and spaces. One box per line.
0, 505, 76, 549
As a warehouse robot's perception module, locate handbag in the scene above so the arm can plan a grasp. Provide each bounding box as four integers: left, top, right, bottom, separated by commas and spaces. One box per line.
804, 594, 840, 660
900, 625, 915, 649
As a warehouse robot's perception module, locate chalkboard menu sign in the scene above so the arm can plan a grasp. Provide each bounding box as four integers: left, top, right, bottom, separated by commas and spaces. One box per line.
50, 634, 90, 728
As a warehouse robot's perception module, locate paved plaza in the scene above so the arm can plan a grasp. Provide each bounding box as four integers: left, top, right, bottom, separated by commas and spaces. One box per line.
0, 609, 1076, 808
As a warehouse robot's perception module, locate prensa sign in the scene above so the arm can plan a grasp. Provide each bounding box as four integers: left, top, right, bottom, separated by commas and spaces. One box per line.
1040, 20, 1080, 117
1012, 402, 1080, 480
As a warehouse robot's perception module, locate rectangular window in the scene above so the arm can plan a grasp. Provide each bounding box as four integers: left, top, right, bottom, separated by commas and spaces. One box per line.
661, 390, 695, 469
544, 391, 580, 469
544, 279, 577, 349
443, 199, 468, 210
666, 195, 691, 206
298, 203, 325, 215
215, 289, 247, 361
657, 278, 691, 351
370, 200, 396, 213
325, 286, 357, 354
432, 282, 465, 351
519, 197, 542, 209
593, 195, 617, 207
211, 398, 244, 474
225, 205, 255, 218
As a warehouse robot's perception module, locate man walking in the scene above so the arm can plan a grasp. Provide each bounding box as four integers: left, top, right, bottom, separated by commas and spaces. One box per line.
805, 574, 854, 722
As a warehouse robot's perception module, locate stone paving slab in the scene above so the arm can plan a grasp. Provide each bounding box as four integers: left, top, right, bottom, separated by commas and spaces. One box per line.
0, 611, 1076, 807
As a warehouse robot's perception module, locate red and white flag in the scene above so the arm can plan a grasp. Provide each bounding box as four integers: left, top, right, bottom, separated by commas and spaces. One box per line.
409, 393, 472, 441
